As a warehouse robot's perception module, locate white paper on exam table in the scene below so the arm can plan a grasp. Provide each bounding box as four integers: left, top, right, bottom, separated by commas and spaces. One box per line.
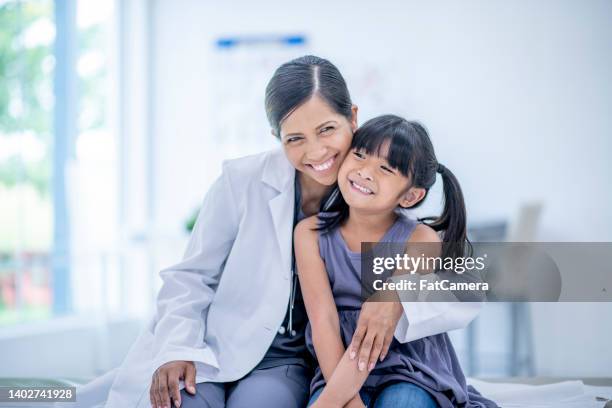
467, 378, 611, 408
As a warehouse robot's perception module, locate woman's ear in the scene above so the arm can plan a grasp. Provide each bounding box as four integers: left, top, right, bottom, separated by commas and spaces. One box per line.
350, 105, 359, 132
399, 187, 426, 209
271, 128, 278, 139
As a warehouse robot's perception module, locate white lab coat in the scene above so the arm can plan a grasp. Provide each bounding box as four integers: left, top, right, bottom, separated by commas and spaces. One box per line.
59, 148, 481, 408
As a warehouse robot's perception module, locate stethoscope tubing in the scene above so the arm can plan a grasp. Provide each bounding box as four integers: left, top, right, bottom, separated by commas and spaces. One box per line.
281, 184, 339, 337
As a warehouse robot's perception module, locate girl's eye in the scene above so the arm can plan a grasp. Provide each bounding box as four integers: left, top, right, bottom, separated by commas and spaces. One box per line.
352, 151, 365, 159
381, 165, 394, 174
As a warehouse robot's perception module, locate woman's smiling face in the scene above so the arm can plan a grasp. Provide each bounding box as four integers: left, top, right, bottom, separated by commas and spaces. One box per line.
279, 95, 357, 186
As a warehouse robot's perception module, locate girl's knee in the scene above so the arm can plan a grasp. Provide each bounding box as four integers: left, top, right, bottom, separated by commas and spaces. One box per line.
373, 382, 438, 408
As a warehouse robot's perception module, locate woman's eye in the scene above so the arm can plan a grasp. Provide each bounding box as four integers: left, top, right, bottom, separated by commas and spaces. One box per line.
320, 126, 334, 134
286, 137, 303, 144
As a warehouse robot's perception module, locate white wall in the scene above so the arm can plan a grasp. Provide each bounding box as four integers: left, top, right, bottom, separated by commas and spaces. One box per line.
149, 0, 612, 376
151, 0, 612, 241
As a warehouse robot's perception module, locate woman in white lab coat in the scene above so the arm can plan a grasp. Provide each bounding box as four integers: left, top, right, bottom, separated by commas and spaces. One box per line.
65, 55, 481, 408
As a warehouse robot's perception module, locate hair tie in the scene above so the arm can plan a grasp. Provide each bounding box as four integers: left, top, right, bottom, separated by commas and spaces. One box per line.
437, 163, 446, 174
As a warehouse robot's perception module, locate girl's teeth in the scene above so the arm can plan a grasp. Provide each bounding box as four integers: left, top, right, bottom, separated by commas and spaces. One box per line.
352, 181, 372, 194
311, 157, 334, 171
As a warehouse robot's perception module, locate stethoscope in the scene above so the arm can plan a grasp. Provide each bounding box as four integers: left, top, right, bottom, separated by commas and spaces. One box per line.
277, 180, 340, 337
278, 272, 298, 337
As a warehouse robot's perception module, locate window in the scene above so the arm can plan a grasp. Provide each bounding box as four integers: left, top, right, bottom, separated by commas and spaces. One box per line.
0, 0, 54, 325
0, 0, 118, 325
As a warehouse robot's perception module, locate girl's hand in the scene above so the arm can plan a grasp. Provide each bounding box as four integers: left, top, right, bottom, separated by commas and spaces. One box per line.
349, 301, 403, 372
344, 394, 367, 408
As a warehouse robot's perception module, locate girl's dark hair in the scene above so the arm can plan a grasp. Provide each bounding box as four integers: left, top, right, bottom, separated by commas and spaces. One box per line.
319, 114, 471, 259
265, 55, 353, 137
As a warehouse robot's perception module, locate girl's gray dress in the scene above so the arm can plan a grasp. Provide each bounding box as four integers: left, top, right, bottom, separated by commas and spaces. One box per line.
304, 215, 498, 408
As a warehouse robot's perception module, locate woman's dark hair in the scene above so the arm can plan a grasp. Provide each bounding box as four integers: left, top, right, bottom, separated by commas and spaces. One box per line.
319, 114, 471, 259
265, 55, 353, 137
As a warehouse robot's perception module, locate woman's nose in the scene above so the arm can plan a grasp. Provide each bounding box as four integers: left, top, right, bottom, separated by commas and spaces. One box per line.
306, 144, 328, 162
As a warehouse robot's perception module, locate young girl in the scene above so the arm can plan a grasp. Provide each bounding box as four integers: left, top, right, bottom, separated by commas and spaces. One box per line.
295, 115, 497, 408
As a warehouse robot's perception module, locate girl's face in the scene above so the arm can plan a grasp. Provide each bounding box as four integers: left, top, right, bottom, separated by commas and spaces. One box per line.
279, 95, 358, 186
338, 144, 426, 214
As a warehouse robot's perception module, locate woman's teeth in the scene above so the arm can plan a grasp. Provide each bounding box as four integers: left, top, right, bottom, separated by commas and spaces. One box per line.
310, 156, 335, 172
351, 181, 373, 195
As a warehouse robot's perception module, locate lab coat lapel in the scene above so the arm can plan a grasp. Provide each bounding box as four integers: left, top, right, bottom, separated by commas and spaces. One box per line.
263, 149, 295, 279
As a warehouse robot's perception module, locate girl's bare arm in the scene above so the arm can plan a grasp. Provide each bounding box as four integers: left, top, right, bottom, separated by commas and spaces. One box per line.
313, 347, 370, 407
294, 217, 364, 407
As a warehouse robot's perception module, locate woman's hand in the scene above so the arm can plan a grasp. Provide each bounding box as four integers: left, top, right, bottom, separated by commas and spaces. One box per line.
150, 360, 196, 408
349, 301, 403, 372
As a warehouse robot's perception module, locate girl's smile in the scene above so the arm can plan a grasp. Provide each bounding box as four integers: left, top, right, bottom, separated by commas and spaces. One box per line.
348, 178, 375, 195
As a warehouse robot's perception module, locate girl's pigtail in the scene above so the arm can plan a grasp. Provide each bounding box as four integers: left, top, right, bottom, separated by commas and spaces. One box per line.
315, 186, 350, 232
425, 164, 471, 259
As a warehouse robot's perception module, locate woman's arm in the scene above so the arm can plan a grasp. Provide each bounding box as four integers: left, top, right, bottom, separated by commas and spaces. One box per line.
392, 224, 483, 343
295, 217, 365, 407
150, 164, 240, 408
153, 166, 239, 365
347, 223, 441, 376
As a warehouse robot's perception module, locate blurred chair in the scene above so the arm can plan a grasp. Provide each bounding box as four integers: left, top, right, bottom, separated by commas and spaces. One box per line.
506, 202, 542, 376
466, 201, 543, 377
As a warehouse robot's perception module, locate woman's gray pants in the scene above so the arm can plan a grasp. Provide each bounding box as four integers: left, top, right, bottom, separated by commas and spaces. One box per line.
179, 364, 310, 408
